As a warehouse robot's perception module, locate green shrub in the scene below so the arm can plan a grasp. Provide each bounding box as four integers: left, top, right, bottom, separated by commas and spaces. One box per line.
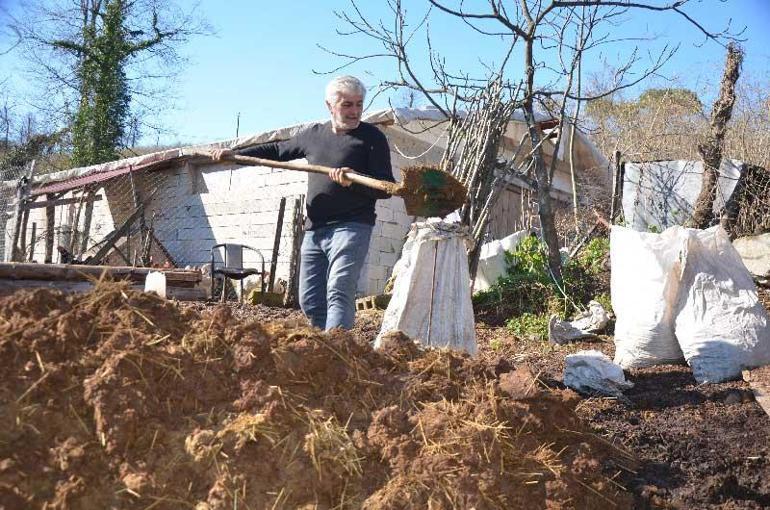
473, 234, 611, 332
505, 313, 550, 340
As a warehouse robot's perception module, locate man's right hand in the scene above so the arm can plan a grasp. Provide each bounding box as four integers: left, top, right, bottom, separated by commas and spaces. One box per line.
210, 148, 234, 161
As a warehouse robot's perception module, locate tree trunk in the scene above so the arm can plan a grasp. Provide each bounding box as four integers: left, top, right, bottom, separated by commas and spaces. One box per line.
523, 35, 562, 282
690, 43, 743, 229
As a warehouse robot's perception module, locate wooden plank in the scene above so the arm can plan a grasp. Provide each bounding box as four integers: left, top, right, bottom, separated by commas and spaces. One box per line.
27, 222, 37, 262
84, 205, 144, 265
0, 279, 206, 301
22, 194, 103, 211
44, 193, 55, 263
269, 197, 286, 293
19, 207, 29, 259
141, 212, 156, 266
0, 262, 201, 284
79, 190, 96, 257
283, 195, 305, 307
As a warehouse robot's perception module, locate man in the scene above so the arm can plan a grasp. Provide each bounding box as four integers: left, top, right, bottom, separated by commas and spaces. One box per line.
212, 75, 394, 330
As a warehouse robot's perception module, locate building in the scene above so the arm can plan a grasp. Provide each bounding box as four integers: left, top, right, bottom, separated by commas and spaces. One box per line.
1, 107, 609, 297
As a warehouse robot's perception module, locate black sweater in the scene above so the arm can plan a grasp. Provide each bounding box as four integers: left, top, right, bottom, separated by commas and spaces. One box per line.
238, 121, 394, 230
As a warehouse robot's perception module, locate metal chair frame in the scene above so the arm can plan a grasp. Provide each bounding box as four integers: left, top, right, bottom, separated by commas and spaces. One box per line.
210, 243, 266, 303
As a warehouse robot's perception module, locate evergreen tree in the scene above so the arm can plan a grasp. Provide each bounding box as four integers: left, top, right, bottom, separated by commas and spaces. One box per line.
10, 0, 205, 168
70, 0, 131, 166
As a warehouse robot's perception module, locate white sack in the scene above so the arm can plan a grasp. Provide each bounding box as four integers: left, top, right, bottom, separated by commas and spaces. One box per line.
375, 221, 476, 354
564, 350, 633, 397
549, 300, 610, 345
611, 226, 685, 368
473, 240, 504, 293
473, 229, 530, 293
674, 226, 770, 383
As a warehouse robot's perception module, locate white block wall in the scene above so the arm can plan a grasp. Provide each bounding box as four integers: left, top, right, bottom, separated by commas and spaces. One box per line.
6, 118, 594, 297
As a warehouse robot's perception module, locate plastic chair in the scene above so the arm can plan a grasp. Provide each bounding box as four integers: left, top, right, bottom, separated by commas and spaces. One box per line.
210, 243, 265, 303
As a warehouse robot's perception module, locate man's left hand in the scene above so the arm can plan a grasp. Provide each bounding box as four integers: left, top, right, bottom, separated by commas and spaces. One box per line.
330, 167, 354, 187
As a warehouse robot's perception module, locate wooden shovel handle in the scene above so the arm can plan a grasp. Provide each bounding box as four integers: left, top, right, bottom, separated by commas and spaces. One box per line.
227, 154, 398, 194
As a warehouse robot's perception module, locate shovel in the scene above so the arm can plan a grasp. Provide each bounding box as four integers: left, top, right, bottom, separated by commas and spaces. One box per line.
204, 153, 467, 218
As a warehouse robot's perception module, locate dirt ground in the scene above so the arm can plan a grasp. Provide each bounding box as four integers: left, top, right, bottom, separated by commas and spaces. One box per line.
190, 292, 770, 510
1, 282, 635, 510
1, 283, 769, 509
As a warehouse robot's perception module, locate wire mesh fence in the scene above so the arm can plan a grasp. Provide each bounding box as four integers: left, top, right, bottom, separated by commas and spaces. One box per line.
726, 164, 770, 238
1, 154, 307, 300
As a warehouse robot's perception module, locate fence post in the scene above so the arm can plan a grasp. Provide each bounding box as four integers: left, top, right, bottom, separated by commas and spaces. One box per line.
609, 150, 623, 223
269, 197, 286, 293
283, 195, 305, 308
44, 193, 55, 263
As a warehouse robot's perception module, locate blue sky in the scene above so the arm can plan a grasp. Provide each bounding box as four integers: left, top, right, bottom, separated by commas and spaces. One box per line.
1, 0, 769, 146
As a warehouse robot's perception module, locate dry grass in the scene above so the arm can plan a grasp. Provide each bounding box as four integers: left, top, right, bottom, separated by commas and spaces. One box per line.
218, 412, 281, 450
303, 412, 363, 481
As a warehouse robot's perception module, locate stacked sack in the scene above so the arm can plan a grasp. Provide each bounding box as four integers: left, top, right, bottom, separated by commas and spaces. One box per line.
611, 225, 770, 383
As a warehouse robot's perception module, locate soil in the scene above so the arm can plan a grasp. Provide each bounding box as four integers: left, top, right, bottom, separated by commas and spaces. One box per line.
2, 282, 769, 509
0, 282, 633, 510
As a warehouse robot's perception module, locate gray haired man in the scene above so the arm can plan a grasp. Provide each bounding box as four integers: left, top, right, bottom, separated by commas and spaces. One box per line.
213, 76, 394, 330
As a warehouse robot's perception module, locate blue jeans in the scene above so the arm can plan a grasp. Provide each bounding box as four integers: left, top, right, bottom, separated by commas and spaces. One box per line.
299, 222, 373, 330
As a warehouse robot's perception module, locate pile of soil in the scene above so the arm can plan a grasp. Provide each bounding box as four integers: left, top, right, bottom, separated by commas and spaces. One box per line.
0, 282, 635, 509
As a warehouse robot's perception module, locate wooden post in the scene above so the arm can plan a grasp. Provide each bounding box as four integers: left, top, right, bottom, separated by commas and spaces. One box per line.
10, 164, 33, 262
283, 195, 305, 308
18, 207, 29, 261
84, 204, 144, 265
269, 197, 286, 293
79, 189, 95, 257
141, 212, 156, 266
68, 191, 87, 253
27, 222, 37, 262
128, 170, 146, 256
609, 150, 622, 223
45, 193, 55, 263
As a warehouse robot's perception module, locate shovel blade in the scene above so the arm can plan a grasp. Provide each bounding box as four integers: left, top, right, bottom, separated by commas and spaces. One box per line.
399, 166, 467, 218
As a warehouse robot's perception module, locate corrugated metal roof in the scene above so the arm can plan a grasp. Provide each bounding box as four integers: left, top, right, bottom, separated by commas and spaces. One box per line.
32, 159, 170, 196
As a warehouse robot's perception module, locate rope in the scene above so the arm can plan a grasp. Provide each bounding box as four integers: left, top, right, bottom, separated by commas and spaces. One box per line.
391, 123, 451, 160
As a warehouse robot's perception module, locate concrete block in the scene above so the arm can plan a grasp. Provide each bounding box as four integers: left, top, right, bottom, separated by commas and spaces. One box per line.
367, 265, 387, 280
377, 207, 394, 222
381, 222, 406, 240
394, 211, 413, 227
365, 250, 379, 266
243, 224, 278, 238
179, 226, 218, 241
379, 251, 400, 268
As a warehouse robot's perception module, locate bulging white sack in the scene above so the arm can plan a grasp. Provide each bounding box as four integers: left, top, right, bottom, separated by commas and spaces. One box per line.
674, 226, 770, 383
473, 240, 504, 293
473, 229, 531, 293
611, 226, 685, 368
375, 221, 476, 354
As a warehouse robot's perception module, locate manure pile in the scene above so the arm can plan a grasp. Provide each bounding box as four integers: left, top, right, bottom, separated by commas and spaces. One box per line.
0, 282, 635, 509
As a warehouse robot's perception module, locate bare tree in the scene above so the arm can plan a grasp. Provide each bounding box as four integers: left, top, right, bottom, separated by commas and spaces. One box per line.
322, 0, 738, 282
